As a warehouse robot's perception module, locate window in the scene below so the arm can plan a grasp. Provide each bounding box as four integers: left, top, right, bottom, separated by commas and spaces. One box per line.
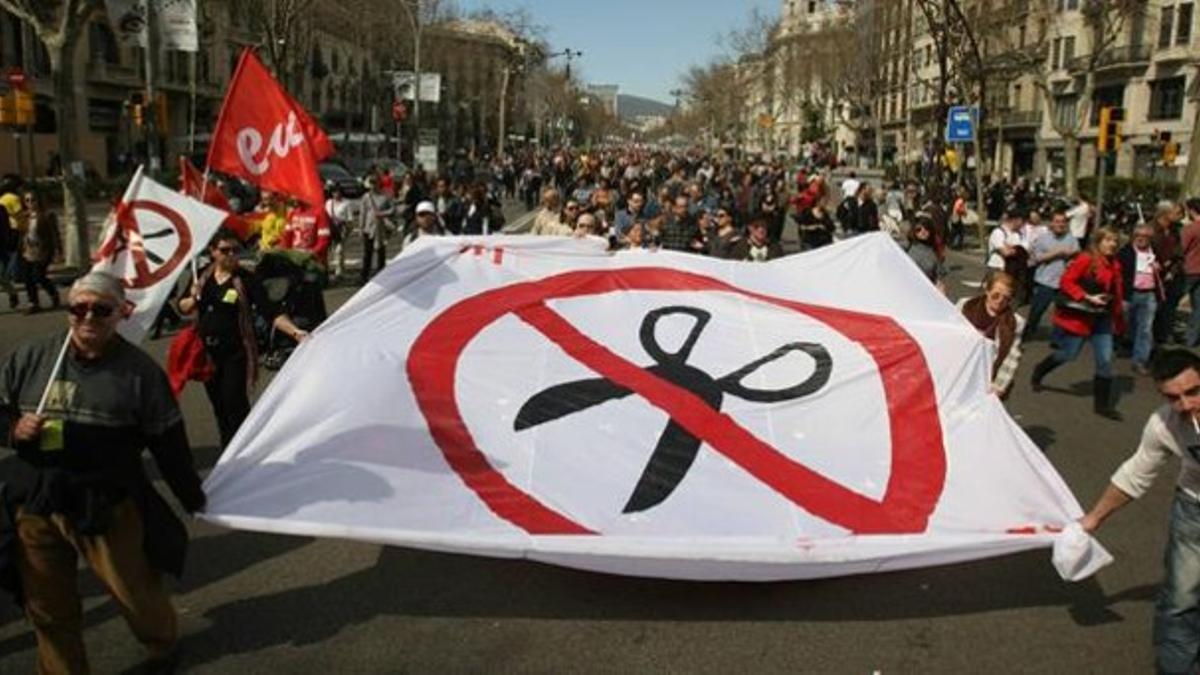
1055, 95, 1077, 128
1150, 77, 1186, 120
1161, 5, 1176, 48
1052, 38, 1061, 68
1063, 36, 1076, 66
1179, 3, 1194, 45
1090, 85, 1125, 125
88, 21, 120, 65
1013, 84, 1022, 110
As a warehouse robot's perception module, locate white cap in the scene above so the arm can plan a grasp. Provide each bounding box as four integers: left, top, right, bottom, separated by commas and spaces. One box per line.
416, 200, 436, 214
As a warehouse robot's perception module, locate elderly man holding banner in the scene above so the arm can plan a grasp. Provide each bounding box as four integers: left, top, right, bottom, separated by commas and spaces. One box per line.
0, 272, 206, 673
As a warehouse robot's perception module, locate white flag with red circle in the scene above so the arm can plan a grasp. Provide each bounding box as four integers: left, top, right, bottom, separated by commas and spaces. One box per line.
201, 234, 1110, 582
92, 167, 226, 343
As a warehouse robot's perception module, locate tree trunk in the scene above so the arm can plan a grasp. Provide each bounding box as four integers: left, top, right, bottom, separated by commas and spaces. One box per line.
972, 124, 987, 247
48, 44, 88, 268
1064, 134, 1080, 199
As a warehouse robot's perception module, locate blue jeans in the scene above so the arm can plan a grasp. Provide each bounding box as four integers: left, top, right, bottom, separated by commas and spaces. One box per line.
1155, 492, 1200, 674
1024, 282, 1057, 339
1127, 290, 1159, 367
1051, 318, 1114, 378
1186, 276, 1200, 347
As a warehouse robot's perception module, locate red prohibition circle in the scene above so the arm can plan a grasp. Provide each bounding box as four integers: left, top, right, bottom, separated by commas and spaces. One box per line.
407, 268, 947, 536
94, 200, 193, 290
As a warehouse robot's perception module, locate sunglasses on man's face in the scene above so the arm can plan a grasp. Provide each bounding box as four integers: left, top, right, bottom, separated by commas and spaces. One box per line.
69, 302, 116, 319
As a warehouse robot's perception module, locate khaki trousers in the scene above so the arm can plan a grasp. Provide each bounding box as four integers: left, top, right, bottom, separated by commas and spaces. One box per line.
15, 498, 178, 675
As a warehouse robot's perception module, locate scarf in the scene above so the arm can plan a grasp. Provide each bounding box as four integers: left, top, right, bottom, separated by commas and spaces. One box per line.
961, 295, 1016, 380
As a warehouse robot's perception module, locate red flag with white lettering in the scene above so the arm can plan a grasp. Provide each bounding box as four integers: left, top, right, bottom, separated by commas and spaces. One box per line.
206, 48, 334, 208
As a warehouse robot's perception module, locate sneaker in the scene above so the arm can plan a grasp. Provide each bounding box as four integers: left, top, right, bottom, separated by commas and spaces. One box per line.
1133, 363, 1151, 376
22, 305, 40, 315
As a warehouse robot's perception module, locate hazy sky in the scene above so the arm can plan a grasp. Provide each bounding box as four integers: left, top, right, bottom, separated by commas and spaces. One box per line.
456, 0, 780, 103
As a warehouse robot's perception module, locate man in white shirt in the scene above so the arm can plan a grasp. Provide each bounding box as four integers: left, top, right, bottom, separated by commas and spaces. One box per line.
1081, 349, 1200, 673
1067, 198, 1092, 245
987, 208, 1027, 271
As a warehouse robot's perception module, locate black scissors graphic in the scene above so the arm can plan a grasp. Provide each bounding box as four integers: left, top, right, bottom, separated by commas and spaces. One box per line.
514, 306, 833, 514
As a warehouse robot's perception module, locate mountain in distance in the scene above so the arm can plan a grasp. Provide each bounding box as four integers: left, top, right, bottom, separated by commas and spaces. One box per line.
618, 94, 674, 120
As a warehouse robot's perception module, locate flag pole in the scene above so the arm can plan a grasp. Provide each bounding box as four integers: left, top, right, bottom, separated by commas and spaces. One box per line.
188, 50, 198, 156
36, 331, 73, 416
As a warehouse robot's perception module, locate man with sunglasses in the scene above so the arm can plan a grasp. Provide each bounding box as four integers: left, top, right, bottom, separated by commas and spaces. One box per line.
0, 271, 206, 673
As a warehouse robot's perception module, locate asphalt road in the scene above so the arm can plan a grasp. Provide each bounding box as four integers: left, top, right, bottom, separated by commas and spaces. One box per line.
0, 216, 1181, 674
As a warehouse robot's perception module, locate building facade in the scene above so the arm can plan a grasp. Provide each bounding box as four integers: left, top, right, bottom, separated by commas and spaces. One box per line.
0, 2, 528, 181
739, 0, 1199, 185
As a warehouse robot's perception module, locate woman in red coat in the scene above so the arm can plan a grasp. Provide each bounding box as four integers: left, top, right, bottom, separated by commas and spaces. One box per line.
1030, 226, 1126, 419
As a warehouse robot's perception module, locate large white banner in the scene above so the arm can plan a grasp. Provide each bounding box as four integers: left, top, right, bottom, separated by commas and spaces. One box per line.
201, 234, 1110, 581
92, 167, 226, 343
107, 0, 198, 52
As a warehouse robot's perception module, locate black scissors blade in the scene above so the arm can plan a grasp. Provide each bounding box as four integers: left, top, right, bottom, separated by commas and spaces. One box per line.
622, 420, 705, 514
514, 377, 633, 431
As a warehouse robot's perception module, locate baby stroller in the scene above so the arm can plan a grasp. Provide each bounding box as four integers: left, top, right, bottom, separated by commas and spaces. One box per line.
254, 249, 328, 370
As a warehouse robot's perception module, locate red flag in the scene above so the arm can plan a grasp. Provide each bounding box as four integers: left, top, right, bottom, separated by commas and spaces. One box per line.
178, 157, 254, 241
206, 48, 334, 209
179, 157, 231, 211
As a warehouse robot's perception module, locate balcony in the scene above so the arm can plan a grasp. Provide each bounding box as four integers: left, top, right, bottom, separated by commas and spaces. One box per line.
86, 60, 140, 87
1001, 110, 1041, 127
1067, 44, 1151, 75
1154, 43, 1194, 65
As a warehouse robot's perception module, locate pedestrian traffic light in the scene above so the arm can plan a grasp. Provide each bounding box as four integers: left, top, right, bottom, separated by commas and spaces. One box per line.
132, 103, 144, 128
1097, 106, 1124, 153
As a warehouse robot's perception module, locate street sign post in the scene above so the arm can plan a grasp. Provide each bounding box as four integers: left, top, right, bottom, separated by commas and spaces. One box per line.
945, 106, 976, 144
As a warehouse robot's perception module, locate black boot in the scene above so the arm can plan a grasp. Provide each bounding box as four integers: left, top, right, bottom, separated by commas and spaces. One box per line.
1093, 376, 1122, 421
1031, 356, 1060, 393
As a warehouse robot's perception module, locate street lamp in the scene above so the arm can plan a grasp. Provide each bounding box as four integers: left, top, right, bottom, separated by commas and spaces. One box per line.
545, 48, 583, 79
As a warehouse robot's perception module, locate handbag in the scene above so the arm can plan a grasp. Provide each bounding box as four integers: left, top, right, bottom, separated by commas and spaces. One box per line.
1055, 270, 1108, 315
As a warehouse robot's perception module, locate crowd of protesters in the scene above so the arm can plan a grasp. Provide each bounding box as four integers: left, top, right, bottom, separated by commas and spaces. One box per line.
11, 141, 1200, 672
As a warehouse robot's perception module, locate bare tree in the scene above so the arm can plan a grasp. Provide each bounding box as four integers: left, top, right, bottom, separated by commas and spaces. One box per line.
0, 0, 100, 267
1003, 0, 1143, 197
230, 0, 320, 91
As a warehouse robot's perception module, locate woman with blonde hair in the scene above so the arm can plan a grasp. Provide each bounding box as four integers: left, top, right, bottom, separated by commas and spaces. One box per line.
1030, 226, 1126, 420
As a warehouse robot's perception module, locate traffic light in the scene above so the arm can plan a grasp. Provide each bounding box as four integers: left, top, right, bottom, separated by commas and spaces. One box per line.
0, 92, 14, 126
1165, 140, 1180, 165
132, 103, 144, 128
1097, 106, 1124, 153
14, 90, 34, 126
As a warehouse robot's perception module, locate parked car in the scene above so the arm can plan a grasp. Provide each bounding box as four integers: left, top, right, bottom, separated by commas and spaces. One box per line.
319, 161, 366, 199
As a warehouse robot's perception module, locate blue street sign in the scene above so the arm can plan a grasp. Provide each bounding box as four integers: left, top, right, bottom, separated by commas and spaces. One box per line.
946, 106, 977, 143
